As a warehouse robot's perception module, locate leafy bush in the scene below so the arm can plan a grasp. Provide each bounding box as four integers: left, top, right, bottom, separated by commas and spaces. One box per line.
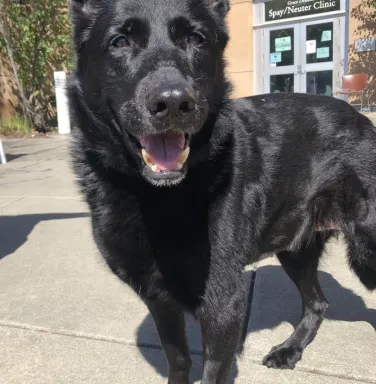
0, 0, 72, 129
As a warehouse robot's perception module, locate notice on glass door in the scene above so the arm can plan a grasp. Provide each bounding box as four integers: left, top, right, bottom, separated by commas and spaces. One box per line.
306, 40, 316, 54
270, 52, 282, 65
316, 47, 330, 59
275, 36, 291, 52
321, 30, 332, 42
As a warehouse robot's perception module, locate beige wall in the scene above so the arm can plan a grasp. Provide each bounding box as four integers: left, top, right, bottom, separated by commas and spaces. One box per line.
225, 0, 254, 98
348, 0, 376, 107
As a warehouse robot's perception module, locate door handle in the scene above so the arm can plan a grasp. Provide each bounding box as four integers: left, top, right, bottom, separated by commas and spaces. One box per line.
294, 65, 301, 75
301, 68, 307, 74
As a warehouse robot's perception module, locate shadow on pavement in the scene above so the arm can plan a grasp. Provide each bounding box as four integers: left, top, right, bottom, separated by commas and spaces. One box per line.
249, 265, 376, 331
136, 265, 376, 382
0, 213, 89, 260
3, 153, 27, 162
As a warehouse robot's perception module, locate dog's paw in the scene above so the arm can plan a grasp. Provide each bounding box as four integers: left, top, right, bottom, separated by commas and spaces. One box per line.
262, 345, 302, 369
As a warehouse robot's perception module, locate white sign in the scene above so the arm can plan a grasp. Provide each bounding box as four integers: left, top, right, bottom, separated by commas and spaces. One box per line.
355, 38, 376, 52
54, 71, 71, 135
306, 40, 316, 54
275, 36, 291, 52
0, 139, 6, 164
321, 30, 332, 42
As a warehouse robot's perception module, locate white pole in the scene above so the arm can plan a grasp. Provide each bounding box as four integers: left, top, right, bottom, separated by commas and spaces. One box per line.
0, 138, 7, 164
54, 71, 71, 135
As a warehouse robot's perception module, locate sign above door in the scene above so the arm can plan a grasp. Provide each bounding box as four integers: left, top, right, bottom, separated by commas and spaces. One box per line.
265, 0, 341, 22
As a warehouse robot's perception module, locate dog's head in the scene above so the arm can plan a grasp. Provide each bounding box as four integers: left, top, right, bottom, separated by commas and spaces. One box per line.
69, 0, 230, 186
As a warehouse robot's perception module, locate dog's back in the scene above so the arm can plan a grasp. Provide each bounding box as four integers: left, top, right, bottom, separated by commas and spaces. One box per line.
229, 93, 376, 289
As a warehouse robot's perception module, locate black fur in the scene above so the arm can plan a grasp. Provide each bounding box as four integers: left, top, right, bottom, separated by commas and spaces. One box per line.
68, 0, 376, 382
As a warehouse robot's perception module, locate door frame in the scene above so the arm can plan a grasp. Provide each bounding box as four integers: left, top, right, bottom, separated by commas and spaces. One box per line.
253, 0, 346, 95
263, 18, 338, 94
300, 18, 335, 95
263, 23, 301, 93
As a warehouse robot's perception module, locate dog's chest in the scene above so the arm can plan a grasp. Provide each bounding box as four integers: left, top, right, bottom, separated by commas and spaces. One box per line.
136, 195, 210, 308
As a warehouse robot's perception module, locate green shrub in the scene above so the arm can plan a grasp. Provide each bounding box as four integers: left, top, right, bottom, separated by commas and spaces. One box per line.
0, 114, 32, 136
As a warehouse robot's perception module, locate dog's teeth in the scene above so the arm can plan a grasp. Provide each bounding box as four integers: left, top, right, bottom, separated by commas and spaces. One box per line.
175, 163, 183, 171
151, 164, 159, 172
142, 149, 153, 166
179, 146, 190, 164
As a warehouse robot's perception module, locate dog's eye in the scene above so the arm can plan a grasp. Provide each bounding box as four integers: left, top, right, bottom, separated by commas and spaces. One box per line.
111, 36, 131, 49
187, 32, 205, 46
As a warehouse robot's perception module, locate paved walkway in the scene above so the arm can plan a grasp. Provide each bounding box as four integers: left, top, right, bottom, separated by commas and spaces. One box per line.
363, 111, 376, 126
0, 137, 375, 384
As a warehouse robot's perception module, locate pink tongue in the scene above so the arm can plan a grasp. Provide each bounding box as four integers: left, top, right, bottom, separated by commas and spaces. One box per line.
140, 131, 185, 171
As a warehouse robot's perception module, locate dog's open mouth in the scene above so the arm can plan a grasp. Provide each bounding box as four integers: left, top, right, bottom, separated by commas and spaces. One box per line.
139, 130, 190, 175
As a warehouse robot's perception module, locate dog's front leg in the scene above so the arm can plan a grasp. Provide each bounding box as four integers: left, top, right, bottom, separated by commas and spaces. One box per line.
145, 299, 191, 384
197, 277, 246, 384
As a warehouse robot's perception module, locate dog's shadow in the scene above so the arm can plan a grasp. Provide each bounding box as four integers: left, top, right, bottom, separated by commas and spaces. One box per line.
136, 265, 376, 383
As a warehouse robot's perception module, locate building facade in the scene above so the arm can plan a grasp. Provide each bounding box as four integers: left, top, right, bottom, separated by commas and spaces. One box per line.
226, 0, 376, 108
1, 0, 375, 119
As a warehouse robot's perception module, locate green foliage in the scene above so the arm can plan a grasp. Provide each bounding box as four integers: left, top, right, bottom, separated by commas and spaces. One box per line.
0, 114, 32, 136
0, 0, 72, 119
367, 0, 376, 17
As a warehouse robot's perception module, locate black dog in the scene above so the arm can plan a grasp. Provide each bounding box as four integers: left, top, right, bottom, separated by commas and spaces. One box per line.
68, 0, 376, 383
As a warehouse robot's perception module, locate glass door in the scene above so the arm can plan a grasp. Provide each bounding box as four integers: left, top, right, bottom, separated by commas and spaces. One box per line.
263, 19, 336, 95
301, 20, 334, 97
264, 25, 300, 94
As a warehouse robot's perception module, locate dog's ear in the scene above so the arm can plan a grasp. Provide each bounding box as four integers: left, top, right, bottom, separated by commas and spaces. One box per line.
70, 0, 102, 51
206, 0, 230, 18
70, 0, 97, 19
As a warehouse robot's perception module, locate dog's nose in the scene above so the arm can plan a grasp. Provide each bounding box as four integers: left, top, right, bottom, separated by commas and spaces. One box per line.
147, 83, 195, 119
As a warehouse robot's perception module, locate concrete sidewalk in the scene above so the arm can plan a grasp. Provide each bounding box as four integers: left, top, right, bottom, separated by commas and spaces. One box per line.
0, 137, 375, 384
363, 111, 376, 126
